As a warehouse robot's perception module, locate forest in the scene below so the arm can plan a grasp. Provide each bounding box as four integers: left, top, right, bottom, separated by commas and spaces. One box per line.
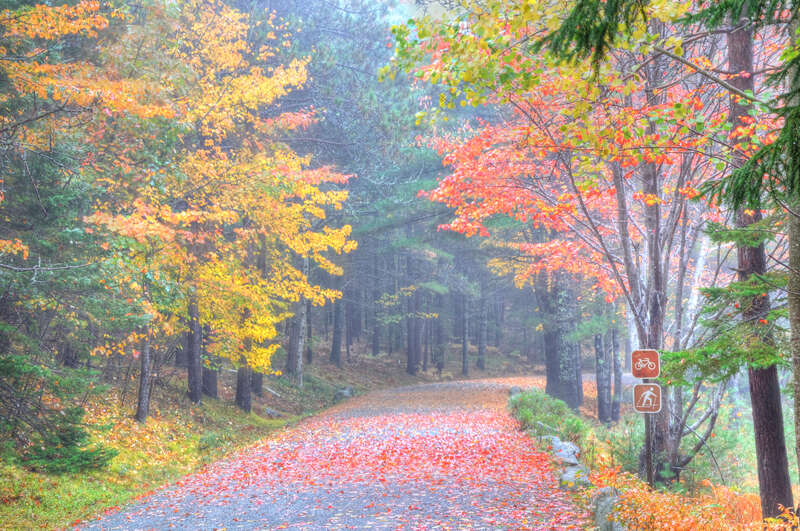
1, 0, 799, 529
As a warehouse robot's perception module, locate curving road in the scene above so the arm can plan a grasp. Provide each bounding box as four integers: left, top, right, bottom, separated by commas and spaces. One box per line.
83, 380, 584, 530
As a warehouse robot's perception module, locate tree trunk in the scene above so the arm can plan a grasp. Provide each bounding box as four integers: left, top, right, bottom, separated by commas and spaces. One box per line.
324, 305, 329, 341
641, 159, 670, 483
522, 327, 529, 362
454, 292, 462, 338
201, 325, 217, 398
406, 289, 417, 375
574, 343, 583, 407
791, 208, 800, 488
372, 256, 381, 357
293, 290, 307, 387
202, 366, 218, 398
187, 296, 202, 404
330, 278, 343, 367
494, 298, 503, 348
59, 342, 79, 368
786, 18, 800, 493
461, 294, 469, 376
477, 280, 487, 370
372, 319, 380, 356
406, 257, 419, 375
351, 286, 361, 342
345, 285, 353, 362
611, 328, 622, 421
286, 315, 298, 376
632, 25, 671, 484
435, 293, 445, 373
422, 320, 429, 372
235, 365, 252, 412
729, 18, 793, 518
285, 301, 305, 380
595, 334, 611, 423
414, 289, 423, 370
749, 366, 793, 517
541, 277, 581, 409
134, 333, 152, 423
305, 300, 313, 364
251, 372, 263, 396
625, 310, 634, 371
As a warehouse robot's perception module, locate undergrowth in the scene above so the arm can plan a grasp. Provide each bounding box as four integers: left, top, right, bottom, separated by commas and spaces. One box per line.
590, 468, 794, 530
0, 349, 442, 529
0, 386, 291, 530
508, 382, 797, 530
508, 388, 589, 445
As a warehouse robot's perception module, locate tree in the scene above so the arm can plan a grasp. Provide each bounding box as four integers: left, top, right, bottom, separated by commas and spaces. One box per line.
86, 0, 357, 413
0, 0, 181, 426
726, 14, 793, 515
269, 0, 502, 378
537, 0, 798, 516
390, 0, 737, 483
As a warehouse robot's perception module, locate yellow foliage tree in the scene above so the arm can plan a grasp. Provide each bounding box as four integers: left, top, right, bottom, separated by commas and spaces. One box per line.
86, 0, 355, 416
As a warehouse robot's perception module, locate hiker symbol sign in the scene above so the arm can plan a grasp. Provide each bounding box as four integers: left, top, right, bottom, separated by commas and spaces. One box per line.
633, 383, 661, 414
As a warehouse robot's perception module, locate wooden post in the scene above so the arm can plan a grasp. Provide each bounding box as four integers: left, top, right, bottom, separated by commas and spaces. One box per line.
633, 349, 660, 486
644, 378, 654, 487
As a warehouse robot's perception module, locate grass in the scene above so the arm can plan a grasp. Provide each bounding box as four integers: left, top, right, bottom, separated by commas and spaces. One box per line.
509, 387, 590, 445
0, 382, 292, 530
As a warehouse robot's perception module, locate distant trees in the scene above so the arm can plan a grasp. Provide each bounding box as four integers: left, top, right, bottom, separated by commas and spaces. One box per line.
267, 0, 507, 379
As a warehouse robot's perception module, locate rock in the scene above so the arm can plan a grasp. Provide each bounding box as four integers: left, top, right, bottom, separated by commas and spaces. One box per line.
334, 386, 354, 402
539, 435, 580, 465
551, 439, 580, 465
554, 448, 580, 466
559, 465, 590, 491
554, 439, 580, 455
263, 407, 284, 419
535, 421, 559, 434
508, 386, 523, 397
592, 487, 626, 530
540, 435, 561, 447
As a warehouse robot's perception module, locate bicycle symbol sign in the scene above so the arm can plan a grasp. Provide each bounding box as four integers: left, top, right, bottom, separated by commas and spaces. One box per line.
631, 349, 660, 379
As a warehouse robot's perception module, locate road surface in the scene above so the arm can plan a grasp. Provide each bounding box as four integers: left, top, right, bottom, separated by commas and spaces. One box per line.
83, 380, 584, 530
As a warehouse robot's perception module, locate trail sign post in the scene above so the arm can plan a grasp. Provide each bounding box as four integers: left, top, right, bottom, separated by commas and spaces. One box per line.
632, 349, 661, 487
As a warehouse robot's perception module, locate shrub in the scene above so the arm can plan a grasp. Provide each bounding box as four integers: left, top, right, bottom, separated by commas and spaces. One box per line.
590, 468, 792, 530
1, 355, 116, 474
597, 414, 644, 473
198, 431, 230, 451
22, 407, 117, 474
509, 388, 589, 445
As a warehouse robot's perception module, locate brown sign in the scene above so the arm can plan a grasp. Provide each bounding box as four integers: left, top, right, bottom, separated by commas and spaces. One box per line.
632, 349, 660, 379
634, 383, 662, 414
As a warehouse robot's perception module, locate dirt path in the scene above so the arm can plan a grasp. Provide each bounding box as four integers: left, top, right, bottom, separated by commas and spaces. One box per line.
83, 380, 585, 530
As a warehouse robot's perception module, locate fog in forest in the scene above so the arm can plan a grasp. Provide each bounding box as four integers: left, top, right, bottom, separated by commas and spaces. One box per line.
1, 0, 799, 528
